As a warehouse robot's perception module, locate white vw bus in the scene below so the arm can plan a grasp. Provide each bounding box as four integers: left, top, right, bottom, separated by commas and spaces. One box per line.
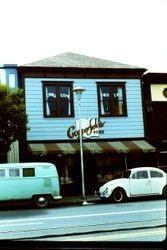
0, 162, 62, 208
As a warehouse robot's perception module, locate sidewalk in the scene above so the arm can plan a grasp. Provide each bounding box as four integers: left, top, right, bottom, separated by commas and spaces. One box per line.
55, 194, 101, 206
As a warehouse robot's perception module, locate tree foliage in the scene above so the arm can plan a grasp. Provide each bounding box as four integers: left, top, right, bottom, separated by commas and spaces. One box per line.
0, 85, 29, 157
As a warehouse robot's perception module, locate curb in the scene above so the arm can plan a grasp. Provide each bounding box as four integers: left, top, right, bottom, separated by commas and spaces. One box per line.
55, 196, 101, 207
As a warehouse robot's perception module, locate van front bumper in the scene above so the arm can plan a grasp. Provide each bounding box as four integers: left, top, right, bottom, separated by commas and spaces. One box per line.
53, 195, 62, 200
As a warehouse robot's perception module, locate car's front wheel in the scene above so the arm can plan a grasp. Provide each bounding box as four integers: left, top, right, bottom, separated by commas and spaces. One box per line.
112, 188, 126, 203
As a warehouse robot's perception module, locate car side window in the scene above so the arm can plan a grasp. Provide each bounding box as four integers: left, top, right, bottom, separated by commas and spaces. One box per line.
131, 173, 136, 179
150, 170, 163, 178
137, 170, 148, 179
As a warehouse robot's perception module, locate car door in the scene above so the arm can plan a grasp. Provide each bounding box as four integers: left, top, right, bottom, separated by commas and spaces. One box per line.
129, 170, 152, 196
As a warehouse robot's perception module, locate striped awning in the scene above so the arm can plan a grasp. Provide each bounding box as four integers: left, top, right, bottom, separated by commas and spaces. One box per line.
28, 140, 156, 156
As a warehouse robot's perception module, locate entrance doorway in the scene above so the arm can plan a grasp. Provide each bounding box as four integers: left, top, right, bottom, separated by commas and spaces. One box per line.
152, 102, 167, 143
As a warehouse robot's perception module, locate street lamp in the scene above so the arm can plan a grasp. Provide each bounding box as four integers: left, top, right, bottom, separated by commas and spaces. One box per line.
73, 86, 86, 201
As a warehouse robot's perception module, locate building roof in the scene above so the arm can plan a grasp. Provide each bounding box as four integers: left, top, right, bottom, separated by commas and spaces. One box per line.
0, 64, 17, 68
22, 52, 144, 70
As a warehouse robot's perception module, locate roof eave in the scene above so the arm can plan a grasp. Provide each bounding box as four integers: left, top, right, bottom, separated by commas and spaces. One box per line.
18, 66, 146, 74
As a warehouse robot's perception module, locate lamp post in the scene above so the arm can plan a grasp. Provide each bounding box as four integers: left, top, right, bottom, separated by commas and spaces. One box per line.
73, 86, 86, 201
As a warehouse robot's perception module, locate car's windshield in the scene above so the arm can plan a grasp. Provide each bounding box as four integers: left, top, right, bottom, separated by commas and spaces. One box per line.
122, 170, 131, 178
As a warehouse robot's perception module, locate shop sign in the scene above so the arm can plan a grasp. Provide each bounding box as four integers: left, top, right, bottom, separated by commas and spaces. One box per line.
67, 118, 105, 139
151, 84, 167, 101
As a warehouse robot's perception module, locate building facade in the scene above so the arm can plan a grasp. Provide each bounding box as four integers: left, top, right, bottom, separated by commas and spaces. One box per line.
0, 64, 19, 163
143, 72, 167, 168
18, 53, 156, 196
0, 64, 18, 89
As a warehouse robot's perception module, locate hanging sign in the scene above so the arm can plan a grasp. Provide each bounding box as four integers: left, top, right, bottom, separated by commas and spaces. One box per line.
67, 118, 105, 139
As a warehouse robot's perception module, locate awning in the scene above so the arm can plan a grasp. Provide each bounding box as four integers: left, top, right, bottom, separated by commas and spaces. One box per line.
28, 140, 156, 156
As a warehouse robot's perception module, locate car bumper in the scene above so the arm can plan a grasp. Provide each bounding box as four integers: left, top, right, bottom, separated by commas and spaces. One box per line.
53, 195, 62, 200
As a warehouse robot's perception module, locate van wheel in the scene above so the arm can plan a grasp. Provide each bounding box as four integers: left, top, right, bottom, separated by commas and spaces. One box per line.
112, 188, 126, 203
32, 195, 49, 208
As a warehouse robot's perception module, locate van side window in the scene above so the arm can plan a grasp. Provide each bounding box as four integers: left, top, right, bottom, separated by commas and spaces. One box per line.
0, 169, 5, 178
9, 169, 20, 177
23, 168, 35, 177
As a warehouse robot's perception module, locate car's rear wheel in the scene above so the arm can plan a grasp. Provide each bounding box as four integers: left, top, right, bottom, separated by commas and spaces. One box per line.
163, 186, 167, 198
112, 188, 126, 203
32, 195, 50, 208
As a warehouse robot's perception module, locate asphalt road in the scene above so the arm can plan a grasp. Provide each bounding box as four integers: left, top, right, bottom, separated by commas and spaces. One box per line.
0, 198, 166, 242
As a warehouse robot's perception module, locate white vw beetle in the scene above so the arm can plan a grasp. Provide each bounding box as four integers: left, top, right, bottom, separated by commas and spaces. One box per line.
99, 167, 167, 203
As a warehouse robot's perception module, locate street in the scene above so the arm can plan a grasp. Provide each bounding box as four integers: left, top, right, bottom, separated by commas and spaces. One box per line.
0, 198, 166, 242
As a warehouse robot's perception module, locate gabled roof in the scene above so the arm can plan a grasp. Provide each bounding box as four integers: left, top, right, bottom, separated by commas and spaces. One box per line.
22, 52, 144, 70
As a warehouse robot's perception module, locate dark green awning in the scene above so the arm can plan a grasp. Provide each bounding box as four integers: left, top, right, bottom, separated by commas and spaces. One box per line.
28, 140, 156, 156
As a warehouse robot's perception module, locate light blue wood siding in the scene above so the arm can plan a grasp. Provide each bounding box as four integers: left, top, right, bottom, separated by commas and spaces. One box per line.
25, 78, 144, 141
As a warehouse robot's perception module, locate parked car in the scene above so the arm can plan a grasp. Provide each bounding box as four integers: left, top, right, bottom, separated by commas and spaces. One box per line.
98, 167, 167, 203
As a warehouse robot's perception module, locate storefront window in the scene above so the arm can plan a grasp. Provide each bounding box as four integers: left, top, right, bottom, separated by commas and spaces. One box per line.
97, 83, 127, 117
43, 82, 74, 117
96, 156, 124, 185
59, 158, 74, 185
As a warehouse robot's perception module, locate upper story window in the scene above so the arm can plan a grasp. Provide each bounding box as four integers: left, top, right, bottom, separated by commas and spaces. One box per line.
9, 74, 16, 88
43, 82, 74, 118
97, 83, 127, 117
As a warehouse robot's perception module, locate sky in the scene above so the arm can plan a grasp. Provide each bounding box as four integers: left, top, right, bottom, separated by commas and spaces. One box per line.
0, 0, 167, 72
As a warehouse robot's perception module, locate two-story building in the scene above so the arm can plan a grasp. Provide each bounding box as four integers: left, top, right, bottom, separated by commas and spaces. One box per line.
0, 64, 18, 89
0, 64, 19, 163
18, 52, 156, 196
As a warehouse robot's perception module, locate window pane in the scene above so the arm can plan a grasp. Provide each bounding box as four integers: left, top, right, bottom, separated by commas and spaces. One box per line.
137, 171, 148, 179
100, 86, 110, 115
112, 87, 124, 115
9, 169, 20, 177
46, 86, 57, 116
9, 74, 15, 88
59, 86, 71, 115
43, 83, 73, 117
150, 171, 163, 178
98, 83, 127, 117
131, 173, 136, 179
23, 168, 35, 177
0, 169, 5, 178
60, 158, 74, 184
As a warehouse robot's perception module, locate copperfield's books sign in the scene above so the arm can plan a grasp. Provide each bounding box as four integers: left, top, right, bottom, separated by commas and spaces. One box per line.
67, 118, 105, 139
